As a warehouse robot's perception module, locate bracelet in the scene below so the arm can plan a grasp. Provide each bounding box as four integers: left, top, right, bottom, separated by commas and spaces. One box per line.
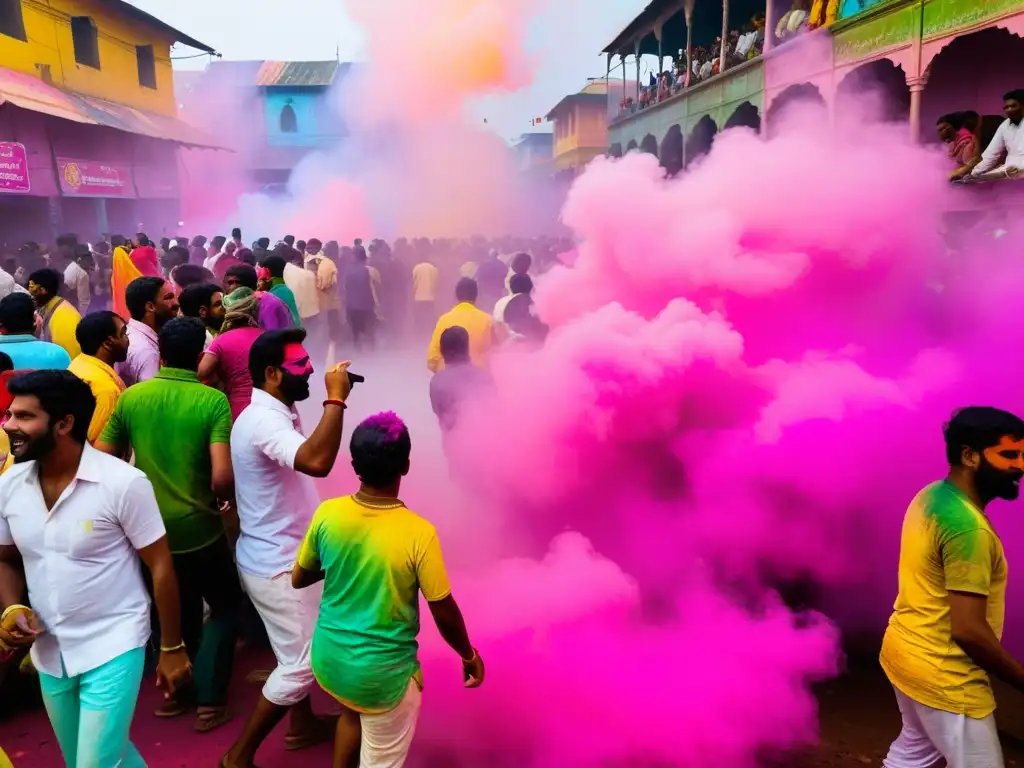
461, 648, 478, 664
323, 399, 347, 410
1, 604, 30, 623
160, 641, 187, 653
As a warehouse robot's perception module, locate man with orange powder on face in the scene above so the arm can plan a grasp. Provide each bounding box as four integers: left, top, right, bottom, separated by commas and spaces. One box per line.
880, 407, 1024, 768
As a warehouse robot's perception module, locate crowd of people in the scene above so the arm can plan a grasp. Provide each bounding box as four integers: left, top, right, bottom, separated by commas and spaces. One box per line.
619, 15, 769, 116
0, 227, 567, 767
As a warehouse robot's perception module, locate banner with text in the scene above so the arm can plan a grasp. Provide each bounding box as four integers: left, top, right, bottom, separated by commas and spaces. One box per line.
0, 142, 30, 193
57, 158, 134, 198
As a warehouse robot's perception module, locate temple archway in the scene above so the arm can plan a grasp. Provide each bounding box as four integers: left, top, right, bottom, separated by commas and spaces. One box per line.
764, 83, 826, 138
685, 115, 717, 169
835, 59, 910, 127
660, 124, 683, 176
723, 101, 761, 132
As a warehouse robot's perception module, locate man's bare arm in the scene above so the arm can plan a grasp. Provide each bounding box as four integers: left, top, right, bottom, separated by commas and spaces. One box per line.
0, 545, 25, 611
950, 590, 1024, 691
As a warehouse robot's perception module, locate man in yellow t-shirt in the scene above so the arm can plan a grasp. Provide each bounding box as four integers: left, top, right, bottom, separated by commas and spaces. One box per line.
411, 260, 439, 335
880, 407, 1024, 767
67, 311, 129, 444
28, 267, 81, 360
426, 278, 495, 373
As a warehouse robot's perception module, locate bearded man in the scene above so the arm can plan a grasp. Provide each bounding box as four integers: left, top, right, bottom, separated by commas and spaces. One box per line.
881, 407, 1024, 768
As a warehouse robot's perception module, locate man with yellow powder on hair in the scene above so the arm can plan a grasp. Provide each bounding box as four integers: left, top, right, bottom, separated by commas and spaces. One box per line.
293, 411, 485, 767
881, 407, 1024, 768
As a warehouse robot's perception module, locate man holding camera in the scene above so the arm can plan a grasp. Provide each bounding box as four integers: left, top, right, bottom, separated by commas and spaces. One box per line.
222, 328, 352, 767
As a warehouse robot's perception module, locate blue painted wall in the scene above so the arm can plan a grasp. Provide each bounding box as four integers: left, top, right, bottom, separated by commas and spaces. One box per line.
838, 0, 892, 20
263, 87, 342, 147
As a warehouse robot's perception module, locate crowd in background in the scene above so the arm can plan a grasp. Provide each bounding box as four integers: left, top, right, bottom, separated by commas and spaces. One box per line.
0, 226, 571, 767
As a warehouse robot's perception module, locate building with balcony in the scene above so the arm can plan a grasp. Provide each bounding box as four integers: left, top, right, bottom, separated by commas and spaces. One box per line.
602, 0, 1024, 175
0, 0, 219, 242
546, 80, 611, 179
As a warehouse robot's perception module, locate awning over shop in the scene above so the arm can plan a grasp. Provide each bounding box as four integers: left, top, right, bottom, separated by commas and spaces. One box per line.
0, 66, 227, 150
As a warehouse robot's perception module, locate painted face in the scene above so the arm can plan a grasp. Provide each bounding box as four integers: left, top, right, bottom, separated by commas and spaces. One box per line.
281, 343, 313, 377
976, 436, 1024, 502
279, 342, 313, 402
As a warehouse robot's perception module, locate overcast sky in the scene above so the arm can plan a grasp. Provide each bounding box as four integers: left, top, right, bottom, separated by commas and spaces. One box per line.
128, 0, 642, 140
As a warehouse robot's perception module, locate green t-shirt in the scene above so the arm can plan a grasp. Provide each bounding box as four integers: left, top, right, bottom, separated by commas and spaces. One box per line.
100, 367, 232, 554
269, 280, 301, 326
297, 493, 452, 713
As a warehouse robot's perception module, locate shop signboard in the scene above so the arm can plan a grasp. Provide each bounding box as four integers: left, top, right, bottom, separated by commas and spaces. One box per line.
0, 142, 30, 193
57, 158, 134, 198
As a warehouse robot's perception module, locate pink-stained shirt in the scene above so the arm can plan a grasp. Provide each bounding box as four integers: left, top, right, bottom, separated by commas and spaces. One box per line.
204, 326, 263, 420
257, 291, 294, 331
129, 245, 161, 277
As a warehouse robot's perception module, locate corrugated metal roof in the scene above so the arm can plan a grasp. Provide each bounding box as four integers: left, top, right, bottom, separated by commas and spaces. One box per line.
0, 65, 226, 149
255, 61, 341, 88
97, 0, 216, 53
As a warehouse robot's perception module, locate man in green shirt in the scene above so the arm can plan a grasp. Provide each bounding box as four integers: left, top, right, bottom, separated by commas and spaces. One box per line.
258, 256, 301, 327
97, 316, 239, 733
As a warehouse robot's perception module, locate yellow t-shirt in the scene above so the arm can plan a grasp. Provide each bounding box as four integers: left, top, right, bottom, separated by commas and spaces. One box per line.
42, 297, 82, 360
426, 302, 494, 372
67, 354, 126, 444
0, 430, 13, 476
880, 481, 1007, 718
297, 493, 452, 713
0, 745, 13, 768
412, 262, 439, 303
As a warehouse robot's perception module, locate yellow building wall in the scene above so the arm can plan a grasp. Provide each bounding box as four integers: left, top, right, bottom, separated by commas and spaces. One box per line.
552, 103, 609, 168
0, 0, 178, 115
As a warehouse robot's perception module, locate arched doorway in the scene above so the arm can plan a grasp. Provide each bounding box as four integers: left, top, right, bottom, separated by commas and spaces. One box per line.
764, 83, 827, 138
608, 143, 623, 158
685, 115, 717, 169
660, 125, 683, 176
723, 102, 761, 132
280, 103, 298, 133
922, 27, 1024, 145
835, 59, 910, 127
626, 139, 639, 153
640, 133, 658, 155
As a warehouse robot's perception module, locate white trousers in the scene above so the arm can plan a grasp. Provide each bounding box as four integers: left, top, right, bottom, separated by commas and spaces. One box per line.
883, 686, 1004, 768
239, 569, 322, 707
359, 680, 423, 768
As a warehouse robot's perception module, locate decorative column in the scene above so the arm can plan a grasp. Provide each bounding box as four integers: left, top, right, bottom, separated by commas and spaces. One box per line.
907, 74, 929, 143
621, 53, 628, 108
684, 0, 694, 87
635, 39, 641, 100
763, 0, 774, 52
720, 0, 730, 74
656, 22, 663, 75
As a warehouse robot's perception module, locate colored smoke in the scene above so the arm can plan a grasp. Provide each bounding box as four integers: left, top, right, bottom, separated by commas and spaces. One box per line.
178, 1, 1024, 764
378, 108, 1024, 766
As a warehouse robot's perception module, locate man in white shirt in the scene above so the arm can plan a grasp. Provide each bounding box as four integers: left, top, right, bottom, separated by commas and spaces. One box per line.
121, 276, 179, 387
282, 248, 320, 325
223, 329, 353, 767
971, 89, 1024, 180
0, 370, 190, 768
63, 245, 93, 315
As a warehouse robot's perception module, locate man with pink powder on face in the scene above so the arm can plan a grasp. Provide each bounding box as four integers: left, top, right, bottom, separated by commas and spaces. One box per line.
223, 328, 353, 767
